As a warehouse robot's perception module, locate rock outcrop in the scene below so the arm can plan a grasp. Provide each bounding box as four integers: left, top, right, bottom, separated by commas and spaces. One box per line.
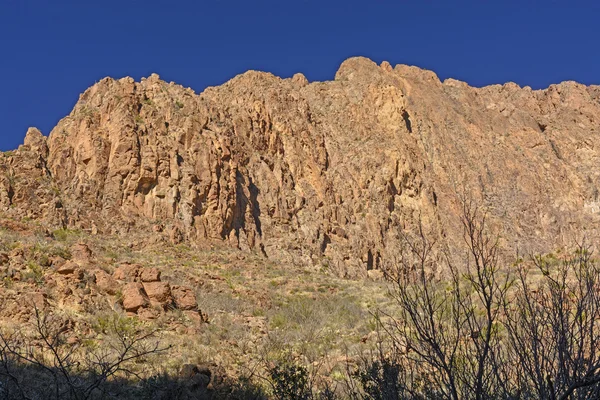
2, 57, 600, 276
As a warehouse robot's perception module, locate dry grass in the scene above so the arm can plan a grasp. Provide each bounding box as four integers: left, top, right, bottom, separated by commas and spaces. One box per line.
0, 212, 396, 397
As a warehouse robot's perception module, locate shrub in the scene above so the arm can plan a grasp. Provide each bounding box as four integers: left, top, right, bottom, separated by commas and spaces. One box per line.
23, 261, 43, 285
0, 308, 169, 400
267, 361, 311, 400
348, 201, 600, 399
52, 228, 80, 244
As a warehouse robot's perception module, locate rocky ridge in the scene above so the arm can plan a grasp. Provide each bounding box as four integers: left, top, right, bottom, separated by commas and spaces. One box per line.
2, 57, 600, 277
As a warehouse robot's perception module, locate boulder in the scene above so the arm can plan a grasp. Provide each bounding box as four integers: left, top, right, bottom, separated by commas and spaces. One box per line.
137, 307, 160, 320
170, 227, 183, 245
183, 310, 207, 324
367, 269, 384, 280
70, 243, 92, 265
182, 363, 211, 377
180, 364, 211, 390
113, 263, 141, 281
142, 281, 172, 306
140, 267, 161, 282
171, 286, 197, 310
56, 261, 78, 275
94, 270, 118, 295
122, 282, 148, 312
30, 292, 46, 310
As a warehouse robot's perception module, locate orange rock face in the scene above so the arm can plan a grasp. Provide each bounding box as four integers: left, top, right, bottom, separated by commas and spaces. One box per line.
94, 270, 118, 295
140, 267, 161, 282
56, 261, 78, 275
143, 281, 172, 307
122, 282, 148, 312
171, 286, 197, 311
2, 57, 600, 276
113, 264, 141, 281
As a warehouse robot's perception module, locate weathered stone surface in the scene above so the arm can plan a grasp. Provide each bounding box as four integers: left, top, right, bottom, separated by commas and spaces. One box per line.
140, 267, 161, 282
56, 261, 78, 275
367, 269, 384, 281
183, 310, 205, 324
171, 285, 197, 310
23, 127, 49, 158
113, 264, 141, 281
142, 281, 171, 306
71, 243, 92, 265
137, 307, 160, 320
2, 57, 600, 276
94, 270, 118, 295
31, 292, 46, 310
122, 282, 148, 312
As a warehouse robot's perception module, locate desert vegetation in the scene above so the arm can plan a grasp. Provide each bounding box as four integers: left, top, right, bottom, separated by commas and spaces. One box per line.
2, 202, 600, 399
1, 50, 600, 399
344, 203, 600, 399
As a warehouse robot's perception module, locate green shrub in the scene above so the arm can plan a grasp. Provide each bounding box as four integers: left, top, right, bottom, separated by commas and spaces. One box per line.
52, 228, 80, 244
23, 261, 43, 285
267, 362, 311, 400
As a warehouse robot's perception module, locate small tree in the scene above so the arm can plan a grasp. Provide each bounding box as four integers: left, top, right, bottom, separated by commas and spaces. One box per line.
0, 307, 168, 400
504, 244, 600, 399
375, 202, 511, 399
354, 199, 600, 399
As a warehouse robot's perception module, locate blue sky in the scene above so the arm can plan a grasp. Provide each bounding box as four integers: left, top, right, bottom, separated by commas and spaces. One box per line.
1, 0, 599, 150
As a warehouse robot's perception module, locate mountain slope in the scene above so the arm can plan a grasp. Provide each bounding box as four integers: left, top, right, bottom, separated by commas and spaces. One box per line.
2, 57, 600, 276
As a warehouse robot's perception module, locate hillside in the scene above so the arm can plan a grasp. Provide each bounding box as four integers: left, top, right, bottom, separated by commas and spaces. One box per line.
3, 57, 600, 277
1, 57, 600, 398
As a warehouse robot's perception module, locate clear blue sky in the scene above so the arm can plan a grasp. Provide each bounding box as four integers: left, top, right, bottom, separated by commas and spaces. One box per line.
1, 0, 599, 150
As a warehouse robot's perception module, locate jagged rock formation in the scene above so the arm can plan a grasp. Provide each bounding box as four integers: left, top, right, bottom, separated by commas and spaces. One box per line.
2, 57, 600, 276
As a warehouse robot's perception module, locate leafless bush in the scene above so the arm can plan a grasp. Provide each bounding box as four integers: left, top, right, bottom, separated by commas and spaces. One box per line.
351, 202, 600, 399
504, 244, 600, 399
370, 202, 510, 399
0, 308, 168, 400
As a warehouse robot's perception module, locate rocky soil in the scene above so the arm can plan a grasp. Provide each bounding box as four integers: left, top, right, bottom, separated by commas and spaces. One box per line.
0, 217, 388, 394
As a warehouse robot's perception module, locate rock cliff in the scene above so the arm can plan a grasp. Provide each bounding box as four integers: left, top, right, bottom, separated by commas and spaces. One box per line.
2, 57, 600, 276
